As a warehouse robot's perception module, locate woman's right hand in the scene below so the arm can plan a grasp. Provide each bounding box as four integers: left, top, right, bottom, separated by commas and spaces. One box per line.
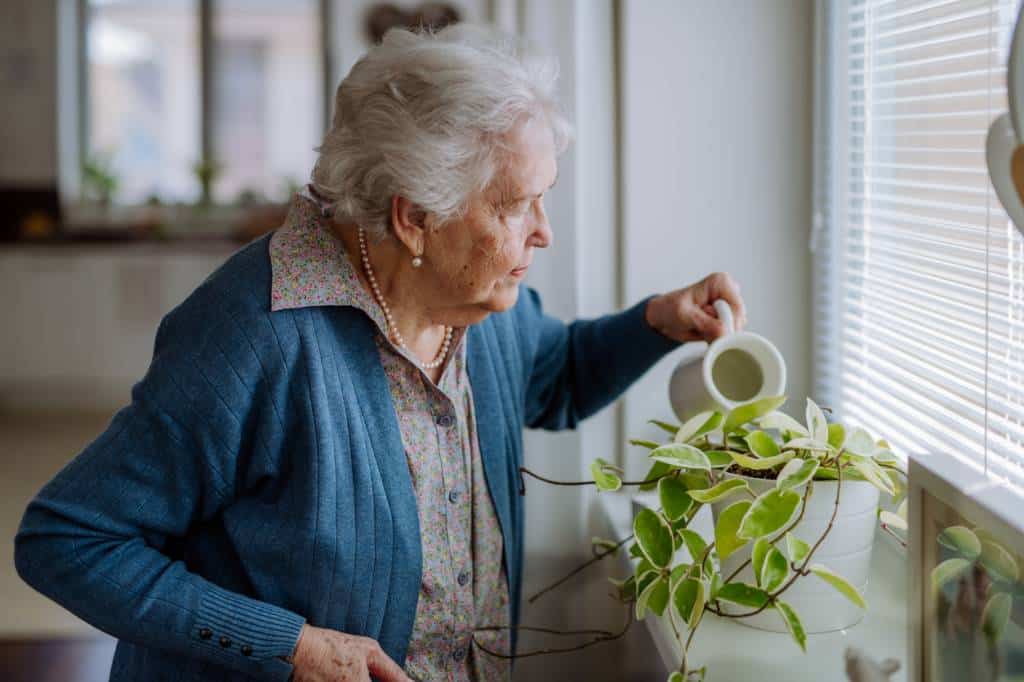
291, 624, 413, 682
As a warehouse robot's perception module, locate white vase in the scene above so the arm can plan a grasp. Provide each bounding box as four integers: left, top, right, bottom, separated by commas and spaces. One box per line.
709, 471, 880, 633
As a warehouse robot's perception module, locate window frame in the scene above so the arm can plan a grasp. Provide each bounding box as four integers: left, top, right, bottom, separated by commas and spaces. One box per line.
70, 0, 333, 205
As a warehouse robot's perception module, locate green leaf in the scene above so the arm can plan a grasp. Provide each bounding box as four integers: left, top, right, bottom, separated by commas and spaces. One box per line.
704, 450, 735, 468
714, 500, 752, 562
847, 454, 895, 495
776, 458, 819, 491
757, 411, 809, 437
762, 547, 790, 592
805, 398, 829, 444
745, 431, 781, 458
649, 419, 680, 435
810, 564, 866, 609
729, 451, 795, 471
630, 439, 661, 450
827, 423, 846, 450
785, 533, 810, 565
931, 558, 972, 592
639, 460, 673, 492
669, 564, 690, 591
667, 673, 685, 682
649, 443, 712, 471
675, 573, 700, 622
688, 478, 752, 504
843, 427, 875, 456
982, 592, 1013, 642
674, 411, 723, 444
629, 542, 644, 559
673, 578, 705, 628
738, 488, 802, 540
879, 510, 907, 532
636, 576, 670, 620
592, 537, 620, 553
937, 526, 981, 561
752, 538, 771, 587
723, 396, 787, 434
635, 508, 675, 568
659, 476, 693, 521
716, 582, 770, 609
774, 600, 807, 652
709, 572, 722, 601
979, 537, 1020, 583
610, 575, 636, 601
679, 529, 709, 567
591, 457, 623, 492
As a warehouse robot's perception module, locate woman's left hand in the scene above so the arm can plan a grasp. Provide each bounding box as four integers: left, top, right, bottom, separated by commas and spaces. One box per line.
644, 272, 746, 343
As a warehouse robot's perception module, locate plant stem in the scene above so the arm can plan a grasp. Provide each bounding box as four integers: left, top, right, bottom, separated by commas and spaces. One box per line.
880, 523, 908, 548
527, 534, 634, 604
473, 606, 634, 660
518, 466, 671, 494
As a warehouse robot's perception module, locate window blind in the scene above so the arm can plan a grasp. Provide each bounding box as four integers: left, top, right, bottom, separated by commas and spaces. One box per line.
814, 0, 1024, 482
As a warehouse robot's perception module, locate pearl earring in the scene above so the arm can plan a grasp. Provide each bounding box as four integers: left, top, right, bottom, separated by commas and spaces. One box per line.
412, 255, 423, 268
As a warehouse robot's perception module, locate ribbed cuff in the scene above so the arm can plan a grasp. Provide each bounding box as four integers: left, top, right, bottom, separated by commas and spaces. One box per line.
624, 294, 685, 357
193, 584, 306, 681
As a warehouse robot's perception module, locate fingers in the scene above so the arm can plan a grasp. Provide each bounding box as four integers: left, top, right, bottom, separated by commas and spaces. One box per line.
366, 644, 412, 682
688, 302, 725, 341
701, 272, 747, 331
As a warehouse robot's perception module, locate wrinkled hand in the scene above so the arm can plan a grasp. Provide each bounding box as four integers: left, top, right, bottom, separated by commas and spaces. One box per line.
644, 272, 747, 343
291, 624, 412, 682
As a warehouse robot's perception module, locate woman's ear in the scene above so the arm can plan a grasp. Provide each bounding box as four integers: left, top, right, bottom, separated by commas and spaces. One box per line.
390, 195, 427, 257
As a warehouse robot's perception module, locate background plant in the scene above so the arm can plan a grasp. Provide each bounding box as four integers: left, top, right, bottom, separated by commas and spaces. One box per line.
514, 395, 905, 682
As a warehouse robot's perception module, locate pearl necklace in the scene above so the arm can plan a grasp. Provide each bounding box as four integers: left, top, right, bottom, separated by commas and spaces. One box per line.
357, 228, 453, 369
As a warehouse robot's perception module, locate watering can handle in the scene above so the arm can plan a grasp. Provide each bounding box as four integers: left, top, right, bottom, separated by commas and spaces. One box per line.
713, 299, 735, 336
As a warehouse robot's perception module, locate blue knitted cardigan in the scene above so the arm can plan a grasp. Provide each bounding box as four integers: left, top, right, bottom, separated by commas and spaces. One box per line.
14, 235, 679, 681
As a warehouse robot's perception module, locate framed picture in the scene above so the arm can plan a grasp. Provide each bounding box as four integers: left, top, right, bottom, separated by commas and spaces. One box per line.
908, 453, 1024, 682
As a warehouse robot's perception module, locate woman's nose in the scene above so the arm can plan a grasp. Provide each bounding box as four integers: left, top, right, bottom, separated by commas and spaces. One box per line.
530, 201, 553, 248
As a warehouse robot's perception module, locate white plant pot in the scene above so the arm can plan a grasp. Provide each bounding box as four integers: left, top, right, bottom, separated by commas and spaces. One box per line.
710, 471, 880, 634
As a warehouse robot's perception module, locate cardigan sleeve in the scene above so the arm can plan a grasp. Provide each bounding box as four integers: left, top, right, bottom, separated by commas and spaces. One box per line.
521, 287, 682, 430
13, 314, 305, 682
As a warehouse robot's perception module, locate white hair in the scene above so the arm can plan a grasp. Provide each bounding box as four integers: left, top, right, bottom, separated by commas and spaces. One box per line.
311, 24, 572, 239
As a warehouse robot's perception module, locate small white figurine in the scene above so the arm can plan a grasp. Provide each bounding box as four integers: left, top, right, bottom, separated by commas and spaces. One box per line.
844, 646, 901, 682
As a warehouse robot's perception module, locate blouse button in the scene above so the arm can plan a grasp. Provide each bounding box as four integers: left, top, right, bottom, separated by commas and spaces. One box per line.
219, 636, 232, 648
241, 644, 253, 656
199, 628, 212, 640
435, 413, 455, 428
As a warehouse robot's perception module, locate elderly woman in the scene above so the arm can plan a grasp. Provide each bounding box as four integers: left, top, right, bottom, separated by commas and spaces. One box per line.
15, 25, 745, 682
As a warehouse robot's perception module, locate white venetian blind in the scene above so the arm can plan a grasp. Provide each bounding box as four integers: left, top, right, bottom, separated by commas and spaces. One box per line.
814, 0, 1024, 481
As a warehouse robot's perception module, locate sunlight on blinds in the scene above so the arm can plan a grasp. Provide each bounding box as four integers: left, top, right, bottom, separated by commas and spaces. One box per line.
816, 0, 1024, 482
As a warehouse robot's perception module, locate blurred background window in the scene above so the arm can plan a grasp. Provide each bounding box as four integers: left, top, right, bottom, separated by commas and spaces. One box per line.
83, 0, 322, 207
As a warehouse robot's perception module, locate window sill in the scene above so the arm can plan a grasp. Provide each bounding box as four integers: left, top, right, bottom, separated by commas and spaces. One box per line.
595, 492, 908, 681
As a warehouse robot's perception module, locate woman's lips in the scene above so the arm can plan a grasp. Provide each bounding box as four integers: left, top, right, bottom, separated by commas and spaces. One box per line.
510, 265, 529, 277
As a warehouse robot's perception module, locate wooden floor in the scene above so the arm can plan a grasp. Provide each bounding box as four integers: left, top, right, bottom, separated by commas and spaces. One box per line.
0, 637, 116, 682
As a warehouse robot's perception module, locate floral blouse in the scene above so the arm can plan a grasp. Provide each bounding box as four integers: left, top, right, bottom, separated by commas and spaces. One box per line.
269, 189, 511, 682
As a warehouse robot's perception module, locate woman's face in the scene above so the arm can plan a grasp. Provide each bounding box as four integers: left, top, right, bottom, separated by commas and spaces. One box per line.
423, 118, 557, 325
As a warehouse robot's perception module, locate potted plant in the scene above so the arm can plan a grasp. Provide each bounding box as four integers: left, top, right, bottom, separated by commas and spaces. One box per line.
520, 395, 904, 681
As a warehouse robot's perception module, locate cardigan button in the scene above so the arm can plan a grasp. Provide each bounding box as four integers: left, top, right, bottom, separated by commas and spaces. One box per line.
447, 489, 461, 504
241, 644, 253, 656
220, 636, 232, 648
452, 646, 467, 662
457, 571, 470, 587
435, 413, 455, 428
199, 628, 212, 640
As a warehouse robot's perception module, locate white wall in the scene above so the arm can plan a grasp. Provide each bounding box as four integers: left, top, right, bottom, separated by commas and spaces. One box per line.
619, 0, 814, 479
0, 1, 58, 185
